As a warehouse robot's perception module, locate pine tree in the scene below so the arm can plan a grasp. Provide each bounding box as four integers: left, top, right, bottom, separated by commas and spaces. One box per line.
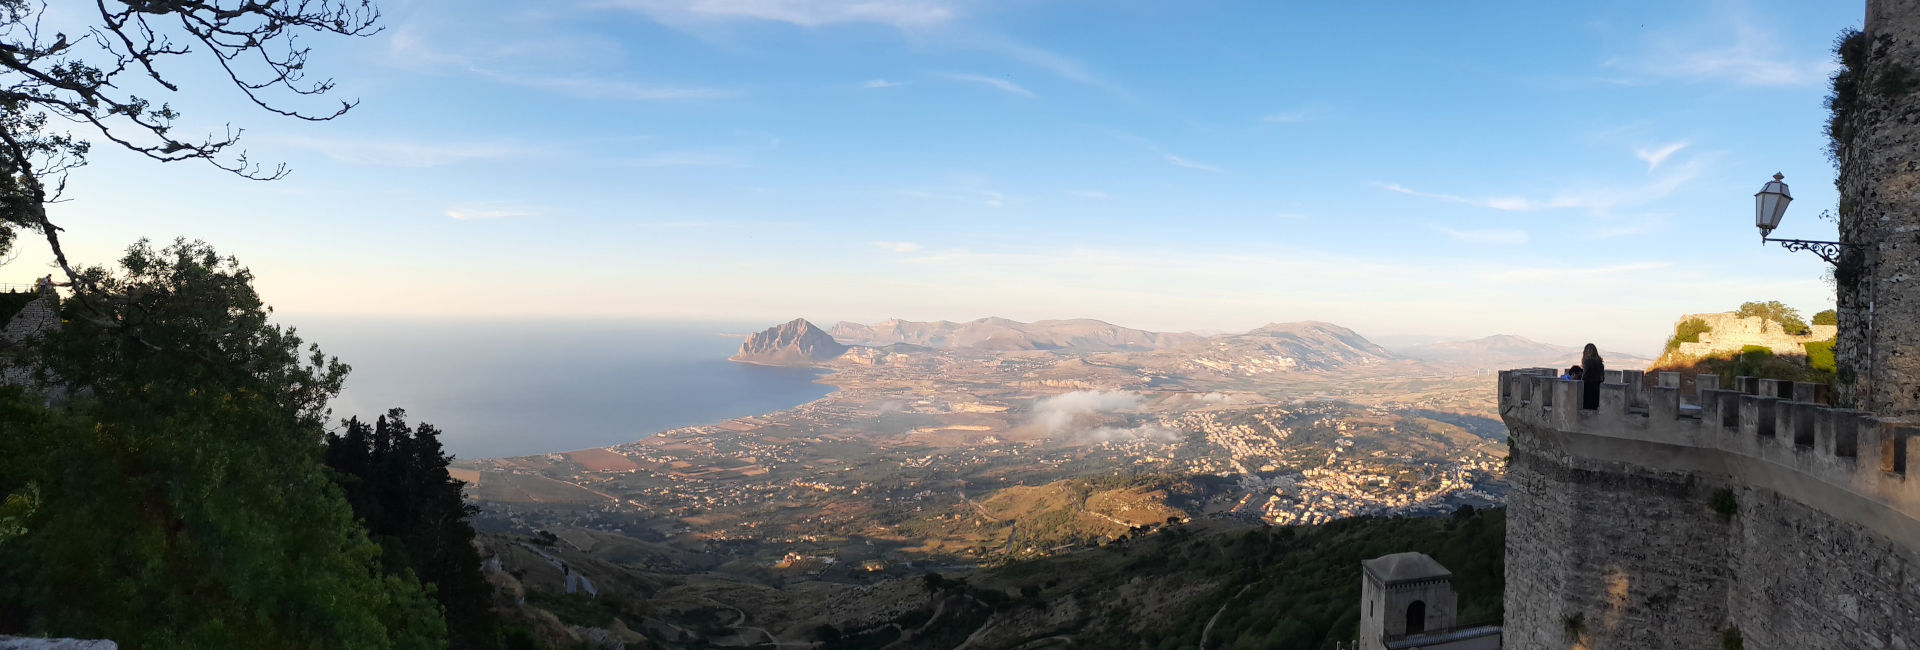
329, 410, 501, 649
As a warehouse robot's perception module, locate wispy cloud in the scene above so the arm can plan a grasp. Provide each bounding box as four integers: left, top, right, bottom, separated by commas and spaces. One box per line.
1437, 226, 1530, 245
940, 73, 1035, 98
1634, 140, 1689, 171
269, 135, 532, 168
1260, 106, 1323, 124
872, 241, 922, 253
628, 150, 745, 167
1069, 190, 1110, 200
387, 26, 736, 102
1377, 159, 1704, 215
898, 178, 1009, 208
956, 35, 1127, 98
446, 205, 538, 220
1164, 154, 1222, 173
1606, 23, 1835, 87
1475, 262, 1670, 284
863, 79, 905, 89
478, 70, 739, 102
596, 0, 957, 29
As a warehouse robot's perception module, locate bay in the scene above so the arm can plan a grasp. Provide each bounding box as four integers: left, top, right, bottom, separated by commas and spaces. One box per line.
291, 317, 833, 459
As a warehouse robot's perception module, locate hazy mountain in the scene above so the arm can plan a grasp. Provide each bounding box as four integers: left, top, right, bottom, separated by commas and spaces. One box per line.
730, 318, 848, 366
1189, 321, 1393, 372
829, 317, 1204, 351
1392, 334, 1652, 370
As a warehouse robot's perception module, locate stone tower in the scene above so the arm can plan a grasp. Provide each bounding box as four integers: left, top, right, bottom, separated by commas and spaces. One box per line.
1834, 0, 1920, 415
1360, 552, 1502, 650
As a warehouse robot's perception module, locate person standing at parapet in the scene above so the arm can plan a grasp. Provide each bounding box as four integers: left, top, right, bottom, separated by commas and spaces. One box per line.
1581, 344, 1605, 409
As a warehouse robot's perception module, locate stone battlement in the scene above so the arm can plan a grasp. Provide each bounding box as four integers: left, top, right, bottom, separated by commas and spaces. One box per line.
1500, 366, 1920, 648
1499, 367, 1920, 547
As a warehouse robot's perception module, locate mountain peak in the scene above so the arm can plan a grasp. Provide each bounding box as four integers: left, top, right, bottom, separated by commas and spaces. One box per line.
731, 318, 848, 366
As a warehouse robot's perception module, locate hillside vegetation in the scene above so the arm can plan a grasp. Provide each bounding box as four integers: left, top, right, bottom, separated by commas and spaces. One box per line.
491, 508, 1505, 650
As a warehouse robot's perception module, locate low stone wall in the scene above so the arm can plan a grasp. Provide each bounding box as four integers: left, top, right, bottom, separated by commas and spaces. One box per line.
1500, 368, 1920, 649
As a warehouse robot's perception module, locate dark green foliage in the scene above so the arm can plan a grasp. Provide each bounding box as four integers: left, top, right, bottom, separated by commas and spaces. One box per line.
1829, 28, 1867, 163
1735, 301, 1809, 335
1564, 613, 1586, 642
329, 409, 501, 649
1813, 309, 1838, 326
1806, 339, 1837, 373
1723, 626, 1745, 650
1667, 317, 1713, 351
0, 240, 445, 648
1711, 488, 1738, 518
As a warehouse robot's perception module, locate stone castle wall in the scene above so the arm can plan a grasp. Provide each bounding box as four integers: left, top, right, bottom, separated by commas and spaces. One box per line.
1500, 368, 1920, 649
1834, 0, 1920, 414
1668, 312, 1835, 359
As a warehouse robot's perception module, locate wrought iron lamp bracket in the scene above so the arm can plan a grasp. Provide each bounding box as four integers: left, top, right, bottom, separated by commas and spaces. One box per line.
1763, 237, 1861, 266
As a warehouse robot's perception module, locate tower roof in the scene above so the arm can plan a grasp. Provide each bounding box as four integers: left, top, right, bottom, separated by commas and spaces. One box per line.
1363, 552, 1451, 584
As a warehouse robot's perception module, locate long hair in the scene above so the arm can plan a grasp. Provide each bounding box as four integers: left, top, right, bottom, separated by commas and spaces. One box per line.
1582, 343, 1602, 367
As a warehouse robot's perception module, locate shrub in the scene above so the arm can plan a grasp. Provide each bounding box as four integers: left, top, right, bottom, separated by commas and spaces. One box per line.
1666, 317, 1714, 352
1806, 339, 1837, 373
1710, 488, 1738, 517
1723, 626, 1745, 650
1813, 309, 1838, 326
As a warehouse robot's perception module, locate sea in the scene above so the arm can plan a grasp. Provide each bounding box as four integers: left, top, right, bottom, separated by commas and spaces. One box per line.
291, 317, 834, 460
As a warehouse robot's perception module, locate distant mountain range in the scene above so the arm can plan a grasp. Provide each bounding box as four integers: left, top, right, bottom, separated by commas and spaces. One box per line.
732, 317, 1637, 372
828, 317, 1204, 351
1389, 334, 1652, 370
1155, 321, 1392, 374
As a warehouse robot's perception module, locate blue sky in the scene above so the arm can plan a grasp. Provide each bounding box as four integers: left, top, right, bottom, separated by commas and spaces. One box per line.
2, 0, 1864, 355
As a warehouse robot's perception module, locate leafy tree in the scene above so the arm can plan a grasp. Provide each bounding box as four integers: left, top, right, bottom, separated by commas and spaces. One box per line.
0, 0, 377, 279
0, 239, 444, 648
328, 409, 501, 650
1813, 309, 1838, 326
1735, 301, 1810, 335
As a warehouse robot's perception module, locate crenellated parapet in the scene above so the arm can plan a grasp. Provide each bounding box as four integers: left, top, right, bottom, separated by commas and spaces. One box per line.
1500, 366, 1920, 649
1500, 367, 1920, 539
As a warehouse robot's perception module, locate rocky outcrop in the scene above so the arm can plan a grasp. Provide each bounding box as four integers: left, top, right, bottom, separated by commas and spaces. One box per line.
731, 319, 848, 366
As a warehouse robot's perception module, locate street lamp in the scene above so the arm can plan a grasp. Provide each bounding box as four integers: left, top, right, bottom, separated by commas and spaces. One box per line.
1756, 172, 1791, 237
1757, 172, 1856, 265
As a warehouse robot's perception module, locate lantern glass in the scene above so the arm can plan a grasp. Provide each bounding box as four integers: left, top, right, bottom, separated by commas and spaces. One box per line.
1755, 173, 1791, 236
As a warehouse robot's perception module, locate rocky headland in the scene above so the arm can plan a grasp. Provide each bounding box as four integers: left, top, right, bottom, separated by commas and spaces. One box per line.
729, 318, 848, 366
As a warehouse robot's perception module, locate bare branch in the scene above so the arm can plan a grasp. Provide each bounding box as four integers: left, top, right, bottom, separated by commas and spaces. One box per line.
0, 0, 378, 282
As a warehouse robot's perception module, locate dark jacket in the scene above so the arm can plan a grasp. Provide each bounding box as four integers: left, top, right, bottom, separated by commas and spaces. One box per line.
1581, 357, 1605, 409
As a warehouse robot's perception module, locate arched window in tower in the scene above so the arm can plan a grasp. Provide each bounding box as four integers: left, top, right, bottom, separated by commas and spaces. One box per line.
1406, 600, 1426, 634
